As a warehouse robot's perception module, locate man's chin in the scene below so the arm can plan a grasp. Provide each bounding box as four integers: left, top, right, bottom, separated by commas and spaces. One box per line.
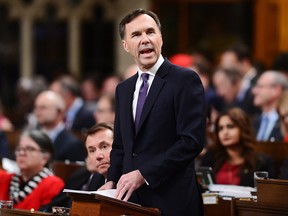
98, 169, 107, 176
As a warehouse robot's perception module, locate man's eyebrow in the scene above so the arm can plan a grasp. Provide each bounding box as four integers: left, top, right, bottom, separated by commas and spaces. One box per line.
99, 141, 111, 146
130, 30, 140, 36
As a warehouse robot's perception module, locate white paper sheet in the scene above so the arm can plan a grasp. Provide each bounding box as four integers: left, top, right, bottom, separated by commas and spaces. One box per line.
63, 189, 116, 198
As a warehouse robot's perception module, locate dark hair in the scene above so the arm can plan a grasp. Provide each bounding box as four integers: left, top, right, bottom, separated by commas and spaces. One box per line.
224, 43, 251, 62
212, 107, 256, 174
214, 67, 242, 85
119, 8, 161, 40
84, 122, 114, 143
21, 129, 54, 167
55, 75, 81, 97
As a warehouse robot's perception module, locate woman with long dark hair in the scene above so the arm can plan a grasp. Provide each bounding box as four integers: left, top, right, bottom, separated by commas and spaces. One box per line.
201, 107, 275, 187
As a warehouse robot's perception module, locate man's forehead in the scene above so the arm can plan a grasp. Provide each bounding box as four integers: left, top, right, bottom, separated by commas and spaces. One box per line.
126, 14, 158, 31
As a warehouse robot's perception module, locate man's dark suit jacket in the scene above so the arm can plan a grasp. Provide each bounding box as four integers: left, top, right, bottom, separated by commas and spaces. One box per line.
253, 115, 283, 142
39, 168, 105, 212
236, 73, 261, 117
71, 105, 95, 132
108, 60, 206, 216
53, 129, 86, 162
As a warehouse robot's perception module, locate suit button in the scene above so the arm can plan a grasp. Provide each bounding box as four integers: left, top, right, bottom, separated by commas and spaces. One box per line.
132, 153, 138, 157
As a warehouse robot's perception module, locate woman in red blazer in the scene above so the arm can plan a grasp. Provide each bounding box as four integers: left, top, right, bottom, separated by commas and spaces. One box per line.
201, 107, 276, 187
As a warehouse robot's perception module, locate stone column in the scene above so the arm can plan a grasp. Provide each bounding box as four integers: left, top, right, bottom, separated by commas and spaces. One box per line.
20, 16, 33, 77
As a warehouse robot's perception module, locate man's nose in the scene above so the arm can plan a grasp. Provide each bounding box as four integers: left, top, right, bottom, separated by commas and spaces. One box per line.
96, 151, 104, 159
141, 33, 150, 43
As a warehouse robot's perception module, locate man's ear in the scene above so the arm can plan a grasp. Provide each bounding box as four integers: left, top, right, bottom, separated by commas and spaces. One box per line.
122, 40, 129, 53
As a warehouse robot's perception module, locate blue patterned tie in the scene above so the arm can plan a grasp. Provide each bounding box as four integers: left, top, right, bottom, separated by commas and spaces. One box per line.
135, 73, 149, 130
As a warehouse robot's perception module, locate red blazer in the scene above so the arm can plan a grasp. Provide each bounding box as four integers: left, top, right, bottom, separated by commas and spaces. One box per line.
108, 60, 206, 216
0, 172, 64, 210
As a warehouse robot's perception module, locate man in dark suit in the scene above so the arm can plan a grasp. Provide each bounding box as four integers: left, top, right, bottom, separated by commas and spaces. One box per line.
220, 44, 261, 117
99, 9, 206, 216
252, 71, 287, 142
34, 90, 86, 162
40, 122, 113, 211
49, 74, 95, 132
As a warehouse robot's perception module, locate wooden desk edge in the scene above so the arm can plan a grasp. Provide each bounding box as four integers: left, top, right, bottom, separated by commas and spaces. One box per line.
67, 192, 161, 215
0, 208, 53, 216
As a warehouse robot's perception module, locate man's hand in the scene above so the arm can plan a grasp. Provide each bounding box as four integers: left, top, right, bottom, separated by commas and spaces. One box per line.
97, 181, 115, 191
115, 170, 145, 201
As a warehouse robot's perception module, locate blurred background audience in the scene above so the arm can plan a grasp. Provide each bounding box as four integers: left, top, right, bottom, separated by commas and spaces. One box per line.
34, 90, 86, 162
93, 94, 115, 124
49, 74, 95, 132
252, 71, 288, 142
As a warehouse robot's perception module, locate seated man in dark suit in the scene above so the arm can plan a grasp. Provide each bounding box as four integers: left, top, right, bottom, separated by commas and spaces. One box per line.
252, 71, 287, 142
34, 90, 86, 162
40, 122, 114, 211
49, 74, 96, 132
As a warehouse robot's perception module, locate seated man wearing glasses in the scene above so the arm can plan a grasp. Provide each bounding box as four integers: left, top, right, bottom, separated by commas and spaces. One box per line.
0, 129, 64, 210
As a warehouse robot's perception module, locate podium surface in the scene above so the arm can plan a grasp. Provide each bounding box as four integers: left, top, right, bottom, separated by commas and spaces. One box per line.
68, 192, 161, 216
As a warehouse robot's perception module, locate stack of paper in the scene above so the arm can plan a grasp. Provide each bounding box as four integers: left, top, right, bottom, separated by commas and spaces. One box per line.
208, 184, 256, 198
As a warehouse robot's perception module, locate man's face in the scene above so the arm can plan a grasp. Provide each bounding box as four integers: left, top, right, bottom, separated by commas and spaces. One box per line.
213, 71, 238, 103
252, 73, 278, 108
220, 51, 243, 74
122, 14, 163, 71
34, 94, 60, 127
85, 129, 113, 177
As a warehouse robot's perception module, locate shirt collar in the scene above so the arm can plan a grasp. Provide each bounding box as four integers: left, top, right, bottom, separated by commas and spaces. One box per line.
66, 97, 84, 119
262, 109, 279, 121
137, 55, 164, 77
42, 122, 65, 142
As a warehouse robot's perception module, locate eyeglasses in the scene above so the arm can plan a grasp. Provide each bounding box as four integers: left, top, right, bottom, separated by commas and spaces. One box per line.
15, 146, 42, 155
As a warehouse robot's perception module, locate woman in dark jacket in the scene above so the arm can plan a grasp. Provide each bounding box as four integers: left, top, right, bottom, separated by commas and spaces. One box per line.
201, 107, 275, 187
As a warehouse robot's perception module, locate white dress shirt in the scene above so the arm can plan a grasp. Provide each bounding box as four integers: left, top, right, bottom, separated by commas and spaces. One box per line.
132, 55, 164, 120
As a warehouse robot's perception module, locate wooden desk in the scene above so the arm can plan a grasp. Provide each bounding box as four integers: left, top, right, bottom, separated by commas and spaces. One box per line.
235, 199, 288, 216
255, 141, 288, 174
68, 192, 161, 216
204, 197, 234, 216
235, 179, 288, 216
0, 208, 53, 216
52, 161, 85, 182
257, 178, 288, 205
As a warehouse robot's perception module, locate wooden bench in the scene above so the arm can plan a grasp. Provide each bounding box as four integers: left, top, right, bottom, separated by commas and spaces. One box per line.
255, 141, 288, 177
51, 161, 85, 182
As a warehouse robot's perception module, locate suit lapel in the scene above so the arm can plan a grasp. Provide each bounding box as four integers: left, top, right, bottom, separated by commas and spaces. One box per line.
135, 61, 170, 134
122, 74, 138, 136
